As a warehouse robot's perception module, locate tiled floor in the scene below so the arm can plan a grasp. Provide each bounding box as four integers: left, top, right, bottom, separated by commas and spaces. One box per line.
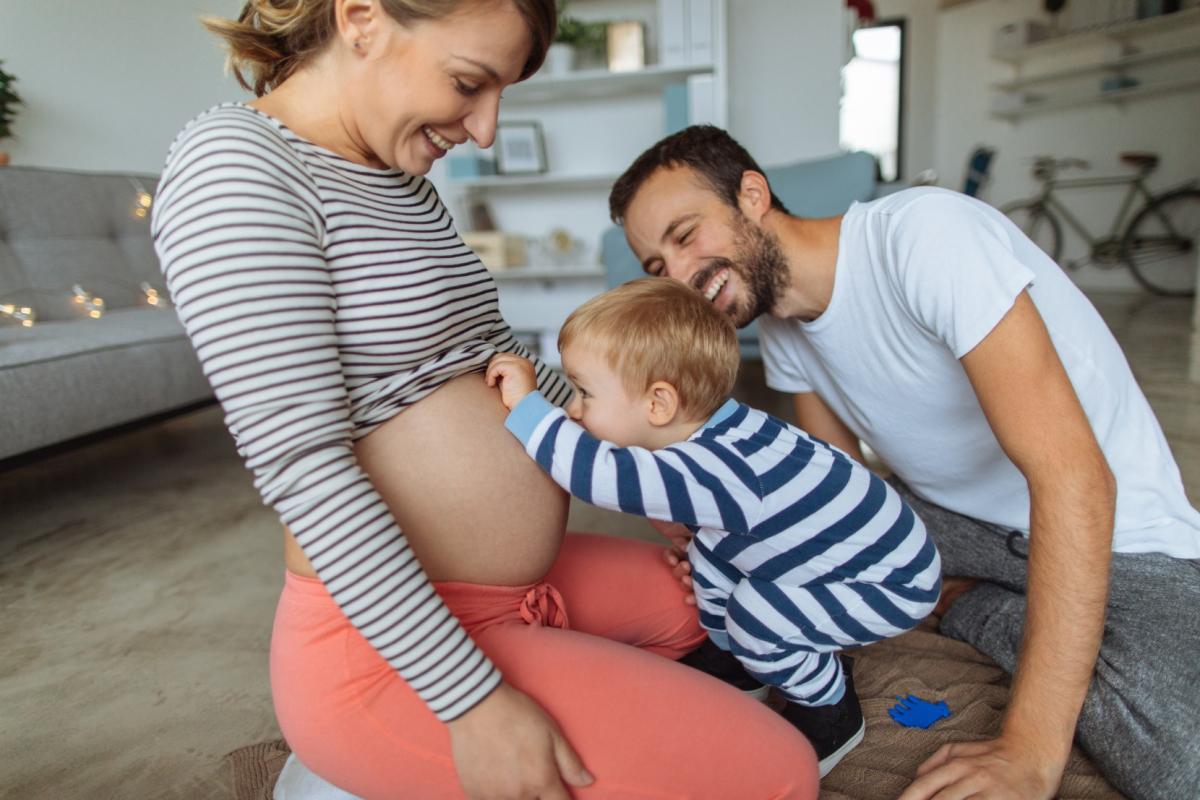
1, 292, 1196, 798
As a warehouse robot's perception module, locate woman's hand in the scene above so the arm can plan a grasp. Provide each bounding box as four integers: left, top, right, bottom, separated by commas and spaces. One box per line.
447, 681, 593, 799
648, 519, 696, 605
486, 354, 538, 411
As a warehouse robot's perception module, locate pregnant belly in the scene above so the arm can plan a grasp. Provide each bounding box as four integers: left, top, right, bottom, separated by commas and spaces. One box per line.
345, 371, 568, 585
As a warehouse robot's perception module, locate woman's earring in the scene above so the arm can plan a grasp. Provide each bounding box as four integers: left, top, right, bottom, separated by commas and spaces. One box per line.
354, 39, 364, 51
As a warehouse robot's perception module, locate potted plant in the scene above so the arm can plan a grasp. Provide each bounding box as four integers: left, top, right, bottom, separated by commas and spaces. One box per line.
546, 3, 607, 75
0, 61, 21, 166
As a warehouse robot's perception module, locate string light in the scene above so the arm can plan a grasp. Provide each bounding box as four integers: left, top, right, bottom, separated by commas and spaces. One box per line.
128, 178, 153, 220
1, 280, 168, 328
140, 281, 169, 308
0, 302, 36, 328
72, 284, 106, 319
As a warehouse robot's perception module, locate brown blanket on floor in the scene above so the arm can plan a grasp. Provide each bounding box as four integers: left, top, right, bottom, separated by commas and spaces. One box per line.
227, 620, 1125, 800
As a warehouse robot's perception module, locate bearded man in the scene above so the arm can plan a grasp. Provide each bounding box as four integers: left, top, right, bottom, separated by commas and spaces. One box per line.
608, 126, 1200, 800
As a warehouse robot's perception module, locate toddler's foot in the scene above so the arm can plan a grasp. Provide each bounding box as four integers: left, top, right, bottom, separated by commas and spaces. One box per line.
780, 656, 865, 777
677, 638, 769, 701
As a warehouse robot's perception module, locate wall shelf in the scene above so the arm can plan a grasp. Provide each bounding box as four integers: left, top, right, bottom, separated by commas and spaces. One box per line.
991, 7, 1200, 64
991, 43, 1200, 91
993, 75, 1200, 120
448, 0, 728, 357
505, 63, 714, 104
990, 8, 1200, 121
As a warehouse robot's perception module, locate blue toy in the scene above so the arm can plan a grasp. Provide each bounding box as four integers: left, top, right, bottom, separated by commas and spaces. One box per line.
888, 694, 952, 729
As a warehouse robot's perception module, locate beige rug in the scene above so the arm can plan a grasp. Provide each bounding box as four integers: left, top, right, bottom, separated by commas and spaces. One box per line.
227, 619, 1124, 800
820, 619, 1123, 800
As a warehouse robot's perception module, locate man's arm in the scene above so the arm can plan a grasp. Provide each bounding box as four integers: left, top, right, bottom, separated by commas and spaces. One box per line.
792, 391, 867, 465
900, 291, 1115, 800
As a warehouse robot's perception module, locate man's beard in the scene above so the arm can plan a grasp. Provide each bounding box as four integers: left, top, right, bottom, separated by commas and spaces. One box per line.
691, 214, 791, 329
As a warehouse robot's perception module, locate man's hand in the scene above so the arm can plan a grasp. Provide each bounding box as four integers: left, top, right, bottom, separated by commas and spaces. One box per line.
907, 291, 1113, 800
898, 733, 1060, 800
486, 353, 538, 411
447, 682, 594, 800
648, 519, 696, 605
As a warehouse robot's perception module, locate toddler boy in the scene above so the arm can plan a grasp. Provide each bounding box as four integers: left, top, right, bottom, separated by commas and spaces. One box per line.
486, 279, 941, 776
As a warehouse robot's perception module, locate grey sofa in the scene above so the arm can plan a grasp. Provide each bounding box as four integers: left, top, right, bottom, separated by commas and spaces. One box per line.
0, 166, 212, 463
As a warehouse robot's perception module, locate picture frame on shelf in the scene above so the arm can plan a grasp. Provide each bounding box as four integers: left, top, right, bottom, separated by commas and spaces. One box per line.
495, 121, 548, 175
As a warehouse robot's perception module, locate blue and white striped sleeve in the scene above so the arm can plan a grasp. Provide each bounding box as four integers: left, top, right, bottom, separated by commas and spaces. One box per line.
152, 118, 499, 722
505, 392, 762, 534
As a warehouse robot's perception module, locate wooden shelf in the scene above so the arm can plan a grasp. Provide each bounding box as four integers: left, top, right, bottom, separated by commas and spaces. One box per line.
505, 64, 714, 104
992, 7, 1200, 64
451, 172, 618, 192
992, 75, 1200, 120
992, 43, 1200, 91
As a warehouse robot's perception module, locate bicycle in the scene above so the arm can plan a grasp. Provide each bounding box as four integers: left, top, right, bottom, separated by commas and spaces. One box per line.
1000, 153, 1200, 297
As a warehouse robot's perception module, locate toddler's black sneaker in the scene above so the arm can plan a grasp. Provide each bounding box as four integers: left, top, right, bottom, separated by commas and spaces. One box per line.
779, 656, 866, 777
677, 638, 770, 701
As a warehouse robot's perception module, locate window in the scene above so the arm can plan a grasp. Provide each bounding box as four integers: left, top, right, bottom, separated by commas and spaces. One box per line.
840, 19, 906, 183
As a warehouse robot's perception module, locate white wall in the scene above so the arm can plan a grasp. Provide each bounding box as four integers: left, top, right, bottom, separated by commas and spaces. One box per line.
0, 0, 249, 174
726, 0, 842, 167
878, 0, 1200, 291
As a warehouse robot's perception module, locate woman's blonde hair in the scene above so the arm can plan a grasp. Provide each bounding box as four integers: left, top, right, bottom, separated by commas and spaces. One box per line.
559, 279, 740, 421
203, 0, 557, 96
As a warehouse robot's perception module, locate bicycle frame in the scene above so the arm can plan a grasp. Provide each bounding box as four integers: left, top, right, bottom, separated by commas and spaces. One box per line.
1034, 174, 1157, 246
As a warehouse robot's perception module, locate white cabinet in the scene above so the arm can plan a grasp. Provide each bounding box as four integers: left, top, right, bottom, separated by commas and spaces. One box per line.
990, 7, 1200, 121
445, 0, 728, 362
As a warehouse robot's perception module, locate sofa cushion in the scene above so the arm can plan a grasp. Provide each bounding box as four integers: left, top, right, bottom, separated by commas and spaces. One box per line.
0, 308, 212, 459
0, 166, 163, 320
765, 150, 877, 218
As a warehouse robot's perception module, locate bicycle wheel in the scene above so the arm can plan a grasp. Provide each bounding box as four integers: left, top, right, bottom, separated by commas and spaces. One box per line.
1122, 188, 1200, 297
1001, 200, 1062, 263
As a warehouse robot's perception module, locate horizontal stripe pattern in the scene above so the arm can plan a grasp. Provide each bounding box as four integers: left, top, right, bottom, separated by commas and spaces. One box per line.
512, 394, 941, 700
151, 104, 570, 721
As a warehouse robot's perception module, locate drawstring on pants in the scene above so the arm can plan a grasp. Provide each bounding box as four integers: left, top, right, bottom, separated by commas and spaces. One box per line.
1006, 530, 1029, 560
519, 583, 570, 629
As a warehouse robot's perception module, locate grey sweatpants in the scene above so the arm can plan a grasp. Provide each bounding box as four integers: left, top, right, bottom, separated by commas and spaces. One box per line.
889, 478, 1200, 800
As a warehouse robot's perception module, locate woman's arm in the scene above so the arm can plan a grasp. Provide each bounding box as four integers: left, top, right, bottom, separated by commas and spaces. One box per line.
153, 117, 498, 721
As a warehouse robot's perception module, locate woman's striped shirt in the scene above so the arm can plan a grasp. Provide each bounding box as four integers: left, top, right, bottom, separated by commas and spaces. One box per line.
151, 103, 572, 721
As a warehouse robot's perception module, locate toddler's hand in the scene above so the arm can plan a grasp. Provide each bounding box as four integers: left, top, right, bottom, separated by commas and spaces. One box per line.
486, 353, 538, 410
649, 520, 697, 606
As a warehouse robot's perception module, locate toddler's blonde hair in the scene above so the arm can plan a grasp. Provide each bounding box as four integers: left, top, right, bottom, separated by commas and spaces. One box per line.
559, 279, 739, 421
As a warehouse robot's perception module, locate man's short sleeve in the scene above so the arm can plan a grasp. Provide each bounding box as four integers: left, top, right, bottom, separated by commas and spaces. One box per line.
758, 315, 813, 393
888, 192, 1036, 359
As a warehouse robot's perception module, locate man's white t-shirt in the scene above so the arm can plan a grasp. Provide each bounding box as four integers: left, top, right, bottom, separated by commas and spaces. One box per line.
759, 187, 1200, 559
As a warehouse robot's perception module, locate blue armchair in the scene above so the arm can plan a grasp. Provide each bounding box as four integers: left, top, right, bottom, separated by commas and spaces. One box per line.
600, 150, 878, 358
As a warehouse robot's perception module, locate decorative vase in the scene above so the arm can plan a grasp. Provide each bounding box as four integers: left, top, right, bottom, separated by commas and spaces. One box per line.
545, 43, 576, 75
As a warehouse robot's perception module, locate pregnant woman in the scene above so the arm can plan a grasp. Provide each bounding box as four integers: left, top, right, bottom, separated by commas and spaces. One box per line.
152, 1, 818, 797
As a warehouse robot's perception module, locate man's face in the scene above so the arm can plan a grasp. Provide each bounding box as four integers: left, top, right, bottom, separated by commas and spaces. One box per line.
623, 165, 791, 329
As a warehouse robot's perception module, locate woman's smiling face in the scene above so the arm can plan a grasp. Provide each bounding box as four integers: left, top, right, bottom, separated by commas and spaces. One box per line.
344, 1, 532, 174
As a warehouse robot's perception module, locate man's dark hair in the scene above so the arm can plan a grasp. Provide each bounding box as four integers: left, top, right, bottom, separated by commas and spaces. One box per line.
608, 125, 789, 225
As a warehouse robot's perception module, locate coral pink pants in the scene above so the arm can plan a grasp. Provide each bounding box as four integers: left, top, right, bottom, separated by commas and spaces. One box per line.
271, 533, 819, 799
